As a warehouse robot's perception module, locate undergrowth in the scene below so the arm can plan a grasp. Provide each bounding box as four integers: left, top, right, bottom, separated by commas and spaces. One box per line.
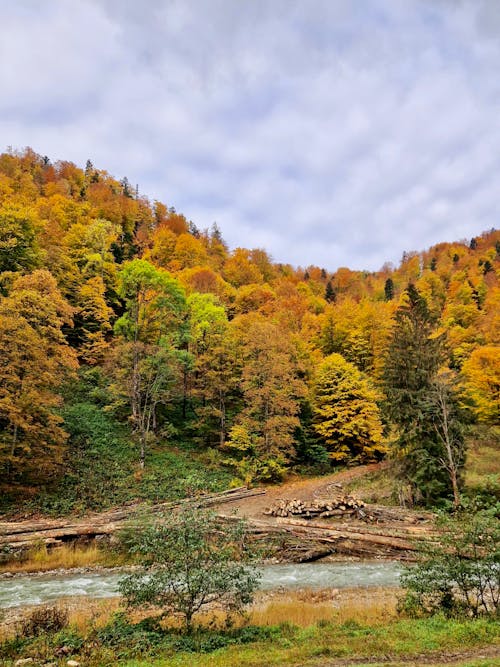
1, 611, 498, 667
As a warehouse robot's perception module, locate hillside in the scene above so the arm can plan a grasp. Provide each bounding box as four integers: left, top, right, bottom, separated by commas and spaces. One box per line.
0, 148, 498, 512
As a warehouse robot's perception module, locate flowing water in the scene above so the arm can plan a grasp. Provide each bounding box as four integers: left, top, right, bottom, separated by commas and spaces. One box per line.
0, 562, 402, 609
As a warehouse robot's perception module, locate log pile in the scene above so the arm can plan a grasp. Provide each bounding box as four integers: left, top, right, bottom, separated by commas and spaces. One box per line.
264, 495, 365, 519
0, 486, 265, 559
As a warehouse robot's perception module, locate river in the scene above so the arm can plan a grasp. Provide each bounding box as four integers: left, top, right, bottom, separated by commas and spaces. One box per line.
0, 561, 402, 609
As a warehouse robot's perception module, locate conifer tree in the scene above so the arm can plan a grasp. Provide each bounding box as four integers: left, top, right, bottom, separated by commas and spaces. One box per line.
384, 277, 394, 301
383, 284, 464, 505
325, 280, 336, 302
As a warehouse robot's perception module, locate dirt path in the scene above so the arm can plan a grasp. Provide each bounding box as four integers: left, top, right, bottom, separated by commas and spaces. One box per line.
214, 463, 387, 519
303, 644, 500, 666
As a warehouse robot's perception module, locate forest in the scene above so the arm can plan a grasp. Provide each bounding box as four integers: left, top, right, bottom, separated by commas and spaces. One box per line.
0, 147, 498, 512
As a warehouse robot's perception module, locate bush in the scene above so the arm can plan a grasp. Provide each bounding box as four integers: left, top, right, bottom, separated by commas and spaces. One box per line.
17, 605, 69, 637
119, 507, 261, 632
399, 503, 500, 617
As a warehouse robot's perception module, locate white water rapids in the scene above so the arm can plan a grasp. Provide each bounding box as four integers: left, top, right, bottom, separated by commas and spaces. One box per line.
0, 562, 402, 609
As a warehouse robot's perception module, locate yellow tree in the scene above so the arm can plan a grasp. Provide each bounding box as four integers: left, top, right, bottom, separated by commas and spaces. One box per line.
312, 353, 386, 464
0, 270, 77, 486
226, 315, 306, 480
461, 346, 500, 423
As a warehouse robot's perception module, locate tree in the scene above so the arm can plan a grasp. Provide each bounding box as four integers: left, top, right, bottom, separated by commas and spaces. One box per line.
384, 277, 394, 301
188, 294, 240, 447
312, 353, 386, 464
400, 505, 500, 618
325, 280, 336, 303
110, 259, 187, 468
0, 270, 77, 485
118, 507, 260, 632
462, 346, 500, 423
425, 373, 466, 509
383, 284, 459, 505
225, 316, 306, 481
0, 203, 41, 273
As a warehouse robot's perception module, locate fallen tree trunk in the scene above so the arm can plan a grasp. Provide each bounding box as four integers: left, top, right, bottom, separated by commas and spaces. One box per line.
0, 487, 266, 557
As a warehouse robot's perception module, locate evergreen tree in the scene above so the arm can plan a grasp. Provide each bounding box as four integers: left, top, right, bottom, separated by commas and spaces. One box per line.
383, 284, 462, 505
384, 278, 394, 301
325, 280, 336, 302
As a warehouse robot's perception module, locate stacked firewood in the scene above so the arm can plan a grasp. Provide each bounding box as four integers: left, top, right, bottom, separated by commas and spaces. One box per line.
264, 495, 365, 519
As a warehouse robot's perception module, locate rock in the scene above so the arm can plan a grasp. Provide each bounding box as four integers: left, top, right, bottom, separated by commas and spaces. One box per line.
67, 661, 80, 667
15, 659, 34, 666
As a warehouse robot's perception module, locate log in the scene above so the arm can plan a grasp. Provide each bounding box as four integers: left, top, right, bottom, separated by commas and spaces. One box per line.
0, 486, 266, 553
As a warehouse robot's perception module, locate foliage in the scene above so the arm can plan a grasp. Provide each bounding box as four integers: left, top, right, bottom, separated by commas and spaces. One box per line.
16, 605, 69, 637
0, 149, 498, 503
0, 270, 77, 487
462, 346, 500, 423
223, 316, 306, 481
400, 504, 500, 617
110, 259, 188, 467
383, 284, 466, 505
312, 353, 387, 464
118, 507, 260, 631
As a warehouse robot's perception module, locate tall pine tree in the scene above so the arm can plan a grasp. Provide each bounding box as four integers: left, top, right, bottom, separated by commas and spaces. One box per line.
383, 284, 462, 505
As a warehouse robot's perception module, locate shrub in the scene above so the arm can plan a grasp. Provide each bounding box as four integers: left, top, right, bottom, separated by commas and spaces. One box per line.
17, 605, 69, 637
399, 503, 500, 617
119, 507, 260, 632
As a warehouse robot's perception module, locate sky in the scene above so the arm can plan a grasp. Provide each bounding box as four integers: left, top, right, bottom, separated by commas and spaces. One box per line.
1, 0, 500, 272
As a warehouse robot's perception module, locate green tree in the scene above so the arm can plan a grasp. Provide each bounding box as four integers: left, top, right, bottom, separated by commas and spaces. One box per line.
383, 284, 457, 505
324, 280, 336, 303
312, 353, 386, 464
118, 507, 260, 632
0, 203, 41, 274
188, 294, 240, 447
384, 277, 394, 301
111, 259, 187, 468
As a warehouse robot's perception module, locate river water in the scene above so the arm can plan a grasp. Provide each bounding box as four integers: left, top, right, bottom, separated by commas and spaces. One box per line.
0, 562, 402, 609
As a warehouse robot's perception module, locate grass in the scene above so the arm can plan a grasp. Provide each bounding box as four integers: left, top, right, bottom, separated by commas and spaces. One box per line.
1, 590, 498, 666
1, 400, 233, 518
465, 428, 500, 492
0, 542, 126, 574
342, 465, 398, 505
117, 616, 499, 667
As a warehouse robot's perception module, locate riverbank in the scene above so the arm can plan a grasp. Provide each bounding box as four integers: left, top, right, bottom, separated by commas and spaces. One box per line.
1, 600, 498, 667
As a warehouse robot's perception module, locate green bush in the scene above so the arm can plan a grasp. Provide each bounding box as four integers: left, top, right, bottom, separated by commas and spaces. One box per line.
119, 507, 260, 632
400, 503, 500, 617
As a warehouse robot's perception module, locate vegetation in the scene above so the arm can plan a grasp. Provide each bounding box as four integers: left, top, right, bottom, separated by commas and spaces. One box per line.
0, 148, 498, 508
118, 508, 260, 632
1, 609, 498, 666
400, 504, 500, 618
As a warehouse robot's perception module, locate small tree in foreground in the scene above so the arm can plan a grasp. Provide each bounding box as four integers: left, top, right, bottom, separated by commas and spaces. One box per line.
399, 505, 500, 618
118, 508, 260, 632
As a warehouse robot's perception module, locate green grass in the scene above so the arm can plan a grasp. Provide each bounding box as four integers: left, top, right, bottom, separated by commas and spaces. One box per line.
465, 427, 500, 500
1, 399, 233, 518
2, 614, 498, 667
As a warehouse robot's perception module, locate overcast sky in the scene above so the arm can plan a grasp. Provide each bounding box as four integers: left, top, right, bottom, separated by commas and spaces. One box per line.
1, 1, 499, 271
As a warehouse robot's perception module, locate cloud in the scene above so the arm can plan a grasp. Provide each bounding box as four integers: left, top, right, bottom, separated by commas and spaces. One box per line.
0, 0, 499, 270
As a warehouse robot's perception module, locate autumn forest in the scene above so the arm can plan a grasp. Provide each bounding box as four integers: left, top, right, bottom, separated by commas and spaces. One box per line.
0, 148, 499, 512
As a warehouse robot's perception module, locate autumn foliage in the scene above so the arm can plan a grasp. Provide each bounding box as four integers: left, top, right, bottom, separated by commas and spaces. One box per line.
0, 148, 498, 502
